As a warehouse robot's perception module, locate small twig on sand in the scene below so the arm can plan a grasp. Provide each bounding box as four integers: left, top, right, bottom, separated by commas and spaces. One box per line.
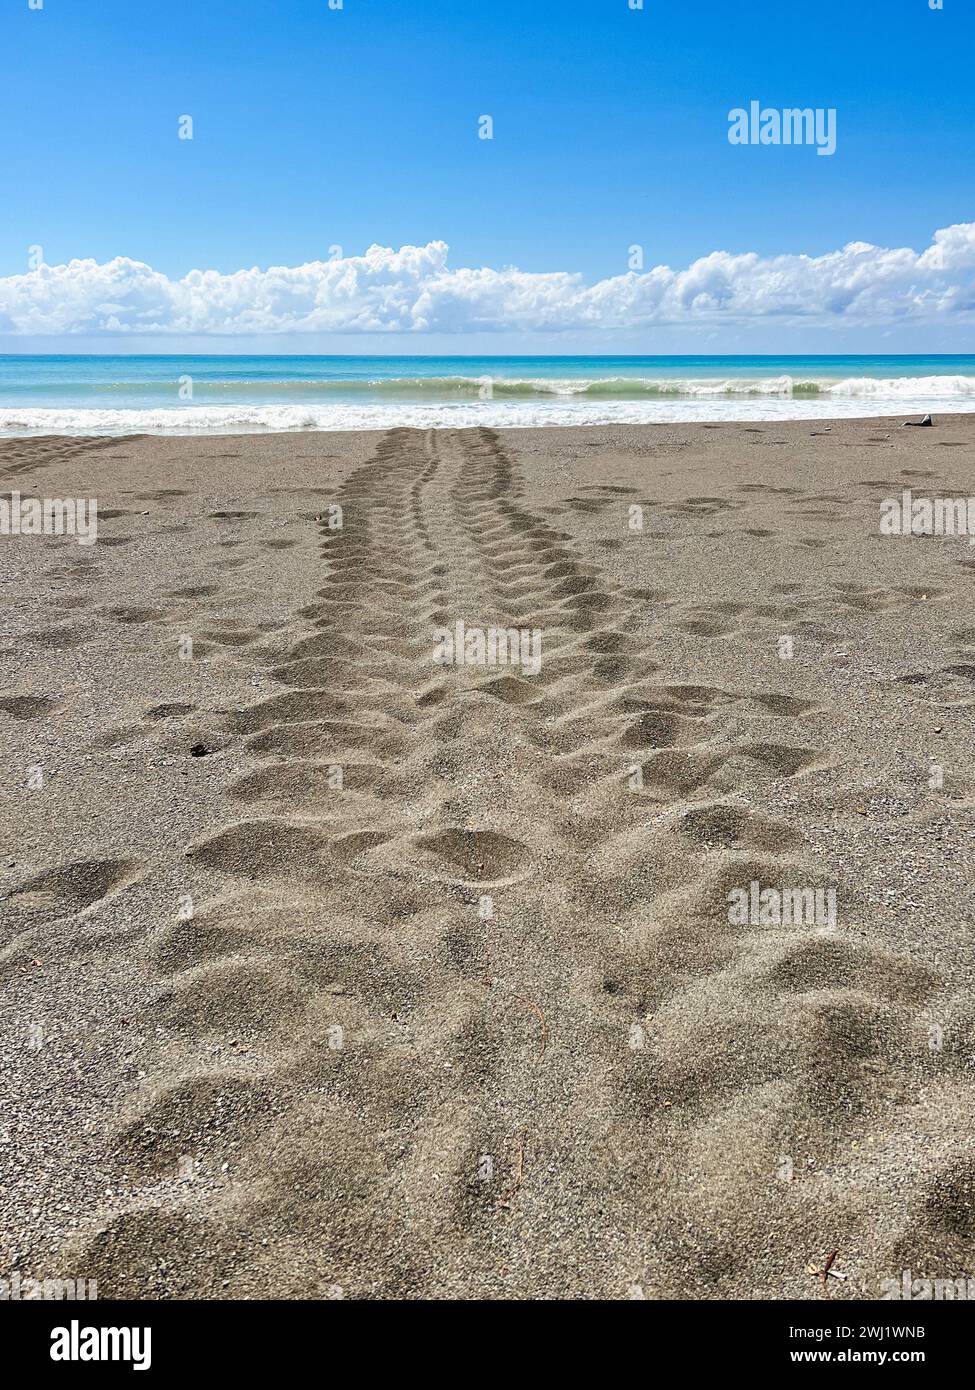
511, 991, 548, 1059
807, 1249, 846, 1298
481, 944, 496, 988
498, 1128, 527, 1211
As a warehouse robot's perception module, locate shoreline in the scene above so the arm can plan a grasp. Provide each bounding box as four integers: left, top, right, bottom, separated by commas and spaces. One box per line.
3, 401, 975, 438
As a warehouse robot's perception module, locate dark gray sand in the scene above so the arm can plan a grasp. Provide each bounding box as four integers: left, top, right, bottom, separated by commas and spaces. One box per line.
1, 418, 974, 1299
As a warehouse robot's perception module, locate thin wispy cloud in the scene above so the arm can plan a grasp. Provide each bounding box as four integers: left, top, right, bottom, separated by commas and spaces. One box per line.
2, 225, 974, 336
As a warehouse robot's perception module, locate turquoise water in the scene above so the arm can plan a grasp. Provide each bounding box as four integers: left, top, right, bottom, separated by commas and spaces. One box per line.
1, 355, 973, 433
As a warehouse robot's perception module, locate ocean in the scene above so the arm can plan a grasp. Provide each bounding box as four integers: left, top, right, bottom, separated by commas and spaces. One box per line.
2, 355, 974, 435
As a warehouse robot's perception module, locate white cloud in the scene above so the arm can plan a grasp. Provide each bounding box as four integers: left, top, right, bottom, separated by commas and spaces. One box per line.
2, 225, 975, 335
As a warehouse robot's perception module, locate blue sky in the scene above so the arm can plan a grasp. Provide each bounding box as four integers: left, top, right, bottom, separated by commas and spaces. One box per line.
1, 0, 973, 351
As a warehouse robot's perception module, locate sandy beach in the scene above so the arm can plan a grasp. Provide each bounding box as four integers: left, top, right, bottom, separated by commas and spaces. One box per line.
2, 416, 974, 1301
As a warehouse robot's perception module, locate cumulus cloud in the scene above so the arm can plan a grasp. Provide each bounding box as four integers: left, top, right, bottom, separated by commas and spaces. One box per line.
2, 226, 975, 335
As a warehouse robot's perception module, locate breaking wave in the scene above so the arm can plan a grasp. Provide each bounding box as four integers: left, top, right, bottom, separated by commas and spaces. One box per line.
52, 372, 975, 400
4, 384, 975, 437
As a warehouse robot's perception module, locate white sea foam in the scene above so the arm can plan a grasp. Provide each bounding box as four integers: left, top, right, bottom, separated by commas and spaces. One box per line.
821, 374, 975, 399
2, 376, 974, 435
